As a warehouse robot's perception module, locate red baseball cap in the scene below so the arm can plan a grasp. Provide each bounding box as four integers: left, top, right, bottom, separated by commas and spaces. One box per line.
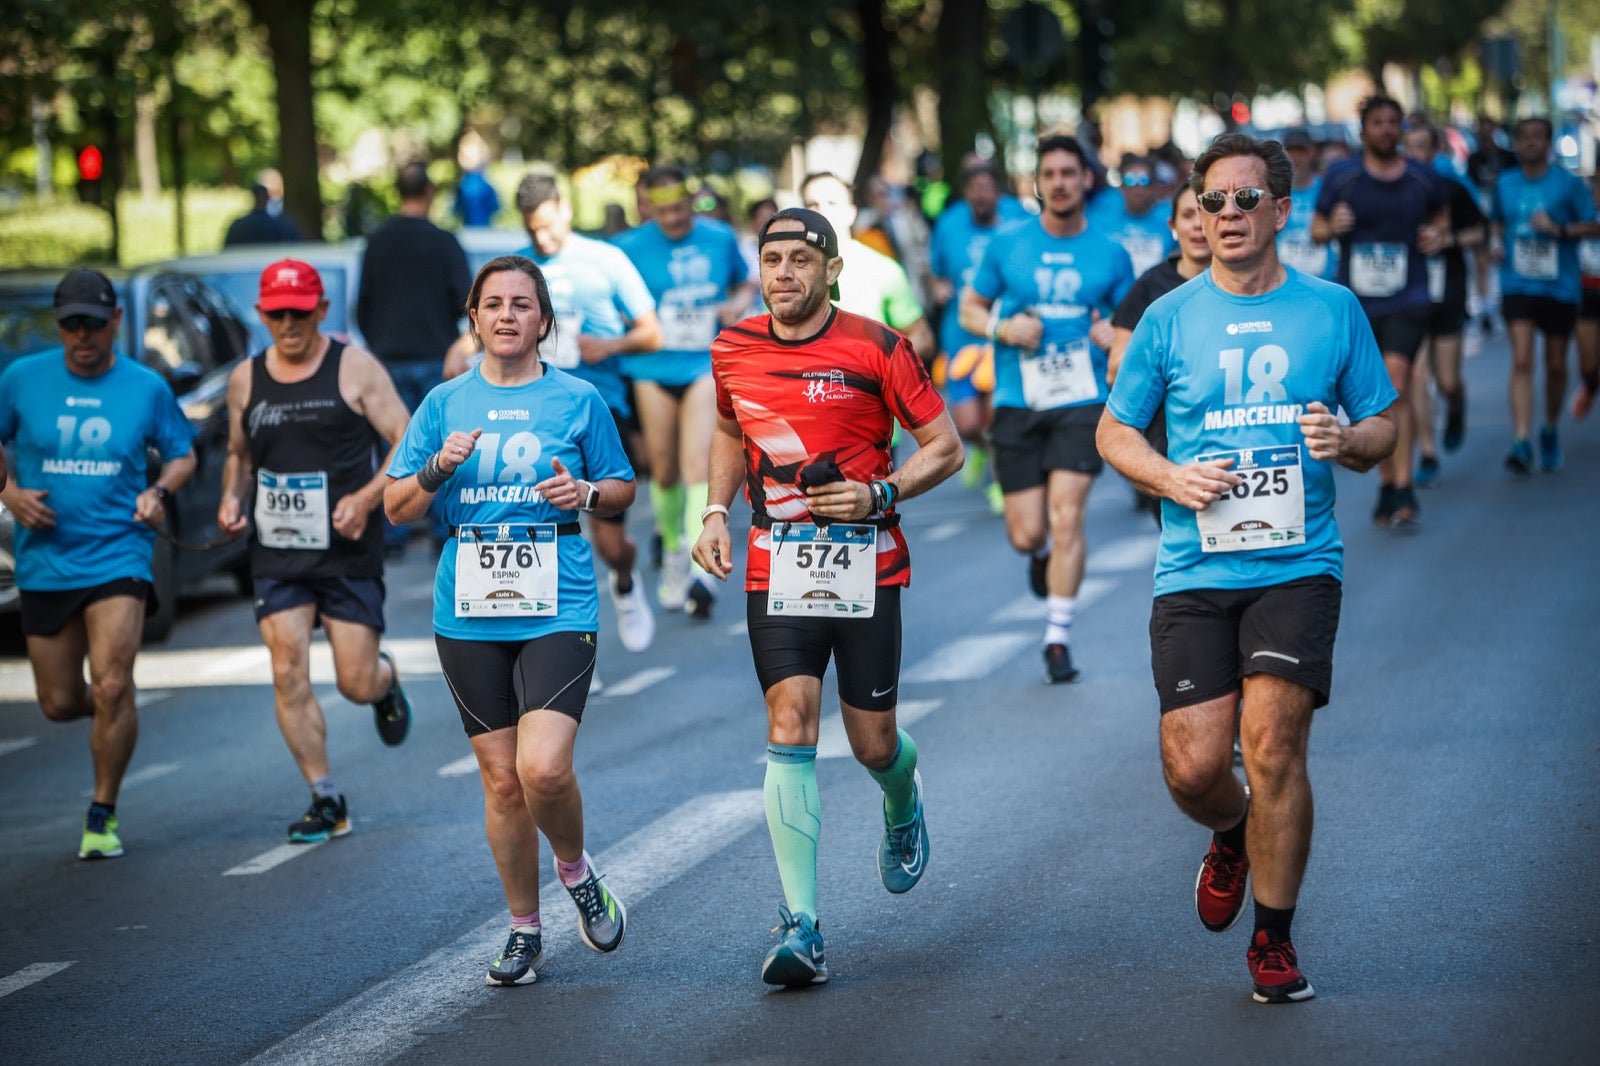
258, 259, 324, 312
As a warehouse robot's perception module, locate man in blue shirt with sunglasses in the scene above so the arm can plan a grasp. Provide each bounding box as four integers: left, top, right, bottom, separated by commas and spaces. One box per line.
1089, 154, 1178, 278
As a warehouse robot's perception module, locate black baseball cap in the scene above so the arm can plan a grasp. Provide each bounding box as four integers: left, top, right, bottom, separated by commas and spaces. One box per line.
53, 268, 118, 323
758, 207, 842, 300
1283, 129, 1316, 150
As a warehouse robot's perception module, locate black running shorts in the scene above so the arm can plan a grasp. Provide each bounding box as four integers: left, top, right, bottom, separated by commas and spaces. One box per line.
745, 585, 902, 711
1581, 289, 1600, 322
1367, 307, 1431, 361
252, 575, 386, 630
990, 404, 1105, 493
435, 630, 598, 735
1502, 294, 1578, 336
1148, 575, 1342, 714
18, 578, 152, 638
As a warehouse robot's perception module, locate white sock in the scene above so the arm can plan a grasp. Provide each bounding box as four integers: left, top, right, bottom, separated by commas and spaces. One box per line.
1044, 595, 1076, 646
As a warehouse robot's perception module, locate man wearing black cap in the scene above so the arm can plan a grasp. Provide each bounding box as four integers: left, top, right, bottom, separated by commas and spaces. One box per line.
1277, 129, 1337, 282
0, 268, 197, 860
693, 208, 963, 987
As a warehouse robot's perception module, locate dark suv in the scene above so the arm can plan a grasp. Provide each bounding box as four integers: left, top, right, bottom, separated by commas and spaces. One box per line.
0, 268, 254, 641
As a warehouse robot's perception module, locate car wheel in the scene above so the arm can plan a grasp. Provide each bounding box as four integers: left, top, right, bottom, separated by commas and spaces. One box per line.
142, 537, 178, 644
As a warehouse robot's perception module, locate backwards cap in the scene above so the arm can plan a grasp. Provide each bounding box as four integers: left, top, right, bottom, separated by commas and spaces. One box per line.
758, 207, 842, 300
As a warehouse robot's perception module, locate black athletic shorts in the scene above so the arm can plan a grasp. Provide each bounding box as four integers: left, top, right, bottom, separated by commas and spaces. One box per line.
1367, 307, 1431, 361
990, 404, 1105, 493
1426, 295, 1469, 339
589, 408, 635, 527
1148, 575, 1342, 714
1581, 288, 1600, 321
252, 575, 385, 630
18, 577, 153, 638
745, 585, 902, 711
435, 630, 598, 735
1502, 294, 1578, 336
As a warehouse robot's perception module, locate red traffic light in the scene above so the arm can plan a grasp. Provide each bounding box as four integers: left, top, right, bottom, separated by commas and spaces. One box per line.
1230, 100, 1251, 126
78, 145, 103, 182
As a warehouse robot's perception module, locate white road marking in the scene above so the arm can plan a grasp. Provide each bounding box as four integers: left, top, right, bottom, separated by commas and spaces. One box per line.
985, 576, 1118, 623
901, 632, 1036, 683
136, 689, 171, 709
82, 762, 179, 797
1084, 532, 1159, 573
923, 520, 967, 543
245, 788, 764, 1066
724, 621, 749, 637
0, 737, 38, 758
224, 838, 336, 877
0, 962, 74, 999
813, 699, 943, 761
437, 754, 479, 778
596, 666, 676, 698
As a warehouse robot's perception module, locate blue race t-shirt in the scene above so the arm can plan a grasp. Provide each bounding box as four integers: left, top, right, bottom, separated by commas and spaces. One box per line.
930, 213, 1023, 358
1108, 269, 1397, 595
1087, 194, 1178, 278
1278, 177, 1339, 281
1317, 158, 1448, 316
0, 352, 194, 590
521, 233, 656, 417
971, 220, 1135, 411
1491, 166, 1598, 303
614, 218, 748, 386
388, 364, 635, 641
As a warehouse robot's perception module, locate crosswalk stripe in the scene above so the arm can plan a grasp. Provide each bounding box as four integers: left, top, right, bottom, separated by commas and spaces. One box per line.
224, 838, 334, 877
901, 632, 1035, 683
0, 962, 74, 1000
245, 788, 764, 1066
985, 575, 1119, 623
923, 520, 967, 543
1084, 532, 1159, 573
0, 737, 38, 758
596, 666, 676, 698
437, 754, 479, 778
814, 699, 943, 760
81, 762, 179, 797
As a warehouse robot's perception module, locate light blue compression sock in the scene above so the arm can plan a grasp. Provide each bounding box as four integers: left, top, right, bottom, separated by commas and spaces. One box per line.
764, 743, 820, 919
864, 729, 919, 825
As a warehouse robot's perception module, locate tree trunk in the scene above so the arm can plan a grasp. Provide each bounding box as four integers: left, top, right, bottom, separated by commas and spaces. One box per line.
936, 0, 993, 187
246, 0, 322, 241
854, 0, 896, 197
135, 92, 161, 200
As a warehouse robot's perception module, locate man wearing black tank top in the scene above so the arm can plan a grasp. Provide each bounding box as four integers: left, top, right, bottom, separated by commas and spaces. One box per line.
219, 260, 416, 844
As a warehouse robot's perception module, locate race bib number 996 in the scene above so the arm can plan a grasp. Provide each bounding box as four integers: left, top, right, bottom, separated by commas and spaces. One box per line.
255, 470, 330, 550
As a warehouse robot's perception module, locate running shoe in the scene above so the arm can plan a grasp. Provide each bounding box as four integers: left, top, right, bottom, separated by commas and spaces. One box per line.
986, 481, 1005, 516
1575, 383, 1597, 421
1443, 394, 1466, 452
288, 793, 350, 843
1505, 438, 1534, 475
1196, 837, 1251, 932
650, 531, 663, 571
961, 444, 988, 490
1415, 455, 1440, 488
486, 929, 544, 987
685, 575, 715, 621
1028, 553, 1049, 598
878, 770, 929, 894
78, 809, 123, 860
1043, 643, 1079, 684
609, 569, 656, 652
658, 549, 690, 610
372, 650, 411, 746
1538, 426, 1562, 472
1390, 487, 1420, 528
761, 906, 828, 987
1372, 484, 1396, 527
563, 852, 626, 953
1247, 929, 1315, 1003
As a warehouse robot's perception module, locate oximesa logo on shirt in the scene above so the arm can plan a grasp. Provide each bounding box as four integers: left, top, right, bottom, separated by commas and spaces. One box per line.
486, 409, 531, 421
1226, 321, 1274, 335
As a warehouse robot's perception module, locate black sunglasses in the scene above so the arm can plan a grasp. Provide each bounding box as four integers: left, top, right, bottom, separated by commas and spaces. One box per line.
59, 314, 110, 333
1197, 188, 1270, 214
263, 307, 315, 322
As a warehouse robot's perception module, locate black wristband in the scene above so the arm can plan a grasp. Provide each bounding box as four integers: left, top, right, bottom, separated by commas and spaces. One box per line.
416, 453, 449, 493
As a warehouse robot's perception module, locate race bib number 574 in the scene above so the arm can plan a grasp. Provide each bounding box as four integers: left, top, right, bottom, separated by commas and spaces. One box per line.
767, 523, 877, 617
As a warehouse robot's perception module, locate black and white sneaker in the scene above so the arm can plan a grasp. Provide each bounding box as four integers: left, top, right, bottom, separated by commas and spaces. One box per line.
685, 576, 715, 621
486, 929, 544, 986
372, 651, 411, 746
1043, 643, 1079, 684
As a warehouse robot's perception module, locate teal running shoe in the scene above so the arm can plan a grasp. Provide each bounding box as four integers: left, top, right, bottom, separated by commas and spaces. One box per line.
79, 810, 123, 860
878, 770, 928, 894
1538, 426, 1562, 472
1505, 438, 1534, 475
564, 852, 626, 953
486, 929, 544, 986
288, 793, 350, 843
761, 906, 828, 987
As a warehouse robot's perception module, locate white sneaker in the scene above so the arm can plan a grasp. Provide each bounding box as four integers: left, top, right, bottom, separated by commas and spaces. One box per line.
657, 549, 690, 610
589, 671, 604, 695
609, 570, 656, 652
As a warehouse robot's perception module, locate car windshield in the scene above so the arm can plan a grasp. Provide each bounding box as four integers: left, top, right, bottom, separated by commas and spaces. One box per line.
0, 295, 66, 375
208, 266, 353, 351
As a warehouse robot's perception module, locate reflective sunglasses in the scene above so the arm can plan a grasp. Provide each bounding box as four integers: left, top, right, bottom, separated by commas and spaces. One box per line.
263, 307, 315, 322
1122, 171, 1152, 187
1197, 188, 1270, 214
58, 314, 110, 333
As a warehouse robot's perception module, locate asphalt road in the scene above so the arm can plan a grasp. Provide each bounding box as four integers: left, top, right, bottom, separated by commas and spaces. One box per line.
1, 324, 1596, 1064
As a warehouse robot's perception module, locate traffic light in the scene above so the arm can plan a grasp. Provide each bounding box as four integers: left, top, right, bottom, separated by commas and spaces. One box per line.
76, 145, 103, 205
1230, 97, 1252, 127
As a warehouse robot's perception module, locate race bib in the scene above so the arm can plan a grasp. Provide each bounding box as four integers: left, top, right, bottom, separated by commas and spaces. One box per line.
545, 311, 586, 369
1194, 445, 1306, 553
1349, 243, 1408, 298
767, 523, 876, 617
1579, 238, 1600, 278
1513, 237, 1559, 281
1426, 256, 1447, 304
255, 470, 329, 550
454, 523, 559, 617
1021, 338, 1099, 410
1124, 234, 1165, 277
660, 302, 717, 350
1280, 236, 1329, 278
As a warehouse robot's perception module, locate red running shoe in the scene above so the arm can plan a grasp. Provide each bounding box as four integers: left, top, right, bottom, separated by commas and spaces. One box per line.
1247, 929, 1315, 1003
1195, 837, 1250, 932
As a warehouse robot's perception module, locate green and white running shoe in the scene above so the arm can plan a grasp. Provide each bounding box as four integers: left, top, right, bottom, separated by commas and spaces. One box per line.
486, 929, 544, 986
761, 906, 828, 987
563, 852, 626, 953
878, 769, 928, 894
78, 810, 123, 860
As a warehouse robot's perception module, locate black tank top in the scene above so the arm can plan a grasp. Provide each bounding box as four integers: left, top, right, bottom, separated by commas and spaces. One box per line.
244, 341, 385, 580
